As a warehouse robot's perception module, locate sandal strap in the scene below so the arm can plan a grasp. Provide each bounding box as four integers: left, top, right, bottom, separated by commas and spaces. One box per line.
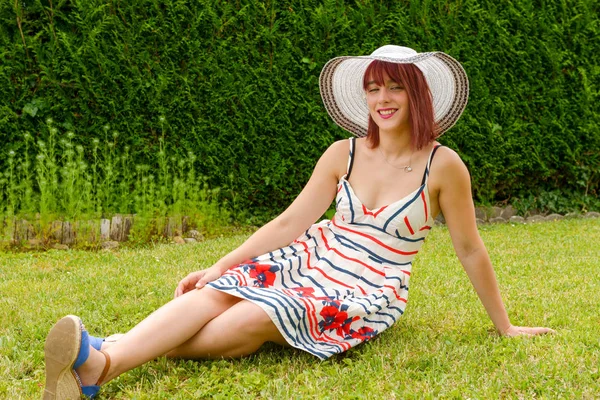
95, 350, 111, 386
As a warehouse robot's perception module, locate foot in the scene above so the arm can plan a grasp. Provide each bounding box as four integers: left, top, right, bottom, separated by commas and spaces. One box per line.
75, 346, 110, 386
43, 316, 111, 399
44, 316, 84, 399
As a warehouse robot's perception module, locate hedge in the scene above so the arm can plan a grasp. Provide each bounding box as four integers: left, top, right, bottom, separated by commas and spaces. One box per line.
1, 0, 598, 222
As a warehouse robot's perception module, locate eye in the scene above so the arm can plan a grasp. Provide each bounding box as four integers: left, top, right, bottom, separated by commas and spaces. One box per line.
391, 86, 404, 91
367, 88, 379, 93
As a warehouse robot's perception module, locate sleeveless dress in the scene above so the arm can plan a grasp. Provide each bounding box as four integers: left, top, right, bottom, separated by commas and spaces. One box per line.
209, 138, 441, 360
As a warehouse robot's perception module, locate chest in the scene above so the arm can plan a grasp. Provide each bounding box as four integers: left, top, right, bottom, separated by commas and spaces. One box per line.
347, 161, 427, 211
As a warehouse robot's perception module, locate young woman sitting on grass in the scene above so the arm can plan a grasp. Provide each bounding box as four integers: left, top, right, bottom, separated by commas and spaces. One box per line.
43, 45, 554, 399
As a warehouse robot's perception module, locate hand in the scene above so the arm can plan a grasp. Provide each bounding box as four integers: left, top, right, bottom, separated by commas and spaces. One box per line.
174, 265, 224, 298
500, 325, 556, 337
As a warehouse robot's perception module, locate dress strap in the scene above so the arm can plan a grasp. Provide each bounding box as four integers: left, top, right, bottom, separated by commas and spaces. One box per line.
346, 137, 356, 180
420, 144, 442, 186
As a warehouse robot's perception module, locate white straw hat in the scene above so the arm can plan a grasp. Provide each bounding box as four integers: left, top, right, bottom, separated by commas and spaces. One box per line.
319, 45, 469, 137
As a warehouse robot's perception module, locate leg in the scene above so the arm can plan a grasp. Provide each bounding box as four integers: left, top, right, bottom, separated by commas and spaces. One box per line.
167, 299, 290, 359
76, 288, 241, 386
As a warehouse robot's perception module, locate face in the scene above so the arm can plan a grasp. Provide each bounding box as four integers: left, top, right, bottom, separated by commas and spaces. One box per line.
365, 73, 411, 135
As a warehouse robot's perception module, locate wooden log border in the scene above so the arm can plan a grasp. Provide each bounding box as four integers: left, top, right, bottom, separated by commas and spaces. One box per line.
0, 214, 189, 246
1, 210, 598, 248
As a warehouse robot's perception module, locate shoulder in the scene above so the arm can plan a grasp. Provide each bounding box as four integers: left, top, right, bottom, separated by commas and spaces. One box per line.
315, 138, 352, 180
327, 138, 352, 153
429, 145, 471, 193
432, 145, 464, 166
432, 145, 469, 176
320, 139, 351, 163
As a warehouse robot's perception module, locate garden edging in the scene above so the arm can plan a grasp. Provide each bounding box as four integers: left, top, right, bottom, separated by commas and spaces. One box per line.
2, 208, 598, 250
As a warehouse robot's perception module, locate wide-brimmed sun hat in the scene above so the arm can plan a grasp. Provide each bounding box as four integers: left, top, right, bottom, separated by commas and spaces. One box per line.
319, 45, 469, 137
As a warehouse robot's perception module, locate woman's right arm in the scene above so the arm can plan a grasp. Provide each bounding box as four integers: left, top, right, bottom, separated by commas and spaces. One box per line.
174, 140, 348, 297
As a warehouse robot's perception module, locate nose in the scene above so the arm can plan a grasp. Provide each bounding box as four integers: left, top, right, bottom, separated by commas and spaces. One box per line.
376, 87, 390, 103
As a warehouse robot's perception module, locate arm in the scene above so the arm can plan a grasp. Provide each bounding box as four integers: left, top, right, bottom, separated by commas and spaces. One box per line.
175, 140, 348, 296
435, 149, 554, 336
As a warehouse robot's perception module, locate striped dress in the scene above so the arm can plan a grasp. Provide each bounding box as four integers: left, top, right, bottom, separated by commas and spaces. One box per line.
209, 138, 441, 359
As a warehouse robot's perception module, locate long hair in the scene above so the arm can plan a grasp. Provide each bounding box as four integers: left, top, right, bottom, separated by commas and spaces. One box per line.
362, 60, 437, 150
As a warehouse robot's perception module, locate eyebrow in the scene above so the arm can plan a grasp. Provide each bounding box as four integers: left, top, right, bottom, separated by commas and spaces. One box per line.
366, 80, 401, 86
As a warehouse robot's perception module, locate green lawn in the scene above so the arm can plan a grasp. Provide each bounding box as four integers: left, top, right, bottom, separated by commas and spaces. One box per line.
1, 218, 599, 399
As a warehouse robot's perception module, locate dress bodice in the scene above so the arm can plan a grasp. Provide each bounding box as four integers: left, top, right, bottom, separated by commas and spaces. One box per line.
327, 138, 440, 266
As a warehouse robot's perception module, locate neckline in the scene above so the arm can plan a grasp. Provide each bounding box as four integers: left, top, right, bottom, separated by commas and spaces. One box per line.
339, 175, 427, 213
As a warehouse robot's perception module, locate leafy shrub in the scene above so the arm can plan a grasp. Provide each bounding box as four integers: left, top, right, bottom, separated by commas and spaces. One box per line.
1, 0, 598, 223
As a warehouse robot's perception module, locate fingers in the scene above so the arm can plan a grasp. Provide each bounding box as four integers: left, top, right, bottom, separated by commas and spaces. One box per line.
173, 267, 221, 297
521, 326, 556, 336
195, 278, 207, 289
504, 326, 556, 337
195, 268, 222, 289
174, 271, 204, 298
195, 273, 211, 289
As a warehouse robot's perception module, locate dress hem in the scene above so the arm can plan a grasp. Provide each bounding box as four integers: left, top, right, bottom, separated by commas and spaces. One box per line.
206, 283, 329, 360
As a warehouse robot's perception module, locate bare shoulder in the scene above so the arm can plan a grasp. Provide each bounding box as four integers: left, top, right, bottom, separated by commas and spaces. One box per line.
429, 146, 471, 193
432, 145, 465, 168
433, 146, 469, 176
317, 138, 351, 180
327, 138, 351, 155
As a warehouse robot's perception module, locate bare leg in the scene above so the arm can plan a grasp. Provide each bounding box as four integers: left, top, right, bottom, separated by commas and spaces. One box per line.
167, 299, 290, 359
76, 288, 241, 385
99, 300, 289, 356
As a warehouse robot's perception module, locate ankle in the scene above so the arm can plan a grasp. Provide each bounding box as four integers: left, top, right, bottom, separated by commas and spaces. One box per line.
75, 347, 111, 386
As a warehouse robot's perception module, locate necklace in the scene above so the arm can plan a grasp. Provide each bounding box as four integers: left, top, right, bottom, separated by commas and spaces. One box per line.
378, 146, 413, 173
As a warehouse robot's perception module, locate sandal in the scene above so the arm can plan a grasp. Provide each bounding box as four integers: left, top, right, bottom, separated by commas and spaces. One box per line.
43, 315, 111, 399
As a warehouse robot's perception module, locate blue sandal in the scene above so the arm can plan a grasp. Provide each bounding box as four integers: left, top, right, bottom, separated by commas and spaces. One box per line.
43, 315, 111, 399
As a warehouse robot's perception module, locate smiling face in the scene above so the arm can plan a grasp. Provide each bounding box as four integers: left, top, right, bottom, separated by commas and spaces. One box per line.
361, 61, 437, 150
365, 75, 411, 135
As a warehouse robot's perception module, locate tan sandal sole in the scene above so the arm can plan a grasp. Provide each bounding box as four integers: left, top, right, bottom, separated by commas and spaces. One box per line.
43, 315, 83, 400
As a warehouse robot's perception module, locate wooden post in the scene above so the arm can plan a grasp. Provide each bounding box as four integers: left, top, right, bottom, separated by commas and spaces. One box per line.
110, 215, 123, 241
100, 219, 110, 241
51, 221, 63, 242
62, 221, 75, 245
164, 217, 174, 238
122, 215, 133, 242
13, 219, 29, 242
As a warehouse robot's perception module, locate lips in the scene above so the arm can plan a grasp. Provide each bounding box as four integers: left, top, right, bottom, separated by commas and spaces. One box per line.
378, 108, 398, 119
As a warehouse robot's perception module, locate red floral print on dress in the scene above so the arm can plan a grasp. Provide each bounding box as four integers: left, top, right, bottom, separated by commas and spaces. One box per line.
318, 302, 359, 337
291, 287, 316, 297
350, 326, 377, 341
243, 263, 280, 288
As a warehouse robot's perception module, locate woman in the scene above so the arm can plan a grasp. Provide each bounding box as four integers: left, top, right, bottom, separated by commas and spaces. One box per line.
43, 45, 554, 399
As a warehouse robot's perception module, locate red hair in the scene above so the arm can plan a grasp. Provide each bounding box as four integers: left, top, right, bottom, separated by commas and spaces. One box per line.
362, 60, 437, 150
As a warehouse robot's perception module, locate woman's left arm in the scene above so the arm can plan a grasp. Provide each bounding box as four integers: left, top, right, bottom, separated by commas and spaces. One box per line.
434, 149, 554, 337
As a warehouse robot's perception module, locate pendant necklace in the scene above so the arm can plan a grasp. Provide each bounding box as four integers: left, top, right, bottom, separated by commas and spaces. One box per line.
378, 146, 413, 173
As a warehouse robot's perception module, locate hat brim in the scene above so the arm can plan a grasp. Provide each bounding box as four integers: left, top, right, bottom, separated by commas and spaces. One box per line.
319, 52, 469, 137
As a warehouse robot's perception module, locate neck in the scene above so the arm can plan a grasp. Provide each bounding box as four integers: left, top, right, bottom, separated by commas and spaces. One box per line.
377, 128, 413, 158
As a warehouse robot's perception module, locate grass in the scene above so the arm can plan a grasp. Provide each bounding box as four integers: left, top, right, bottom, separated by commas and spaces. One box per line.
1, 218, 599, 399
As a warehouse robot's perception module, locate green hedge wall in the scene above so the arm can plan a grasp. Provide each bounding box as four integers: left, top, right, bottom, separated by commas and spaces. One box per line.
1, 0, 599, 221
